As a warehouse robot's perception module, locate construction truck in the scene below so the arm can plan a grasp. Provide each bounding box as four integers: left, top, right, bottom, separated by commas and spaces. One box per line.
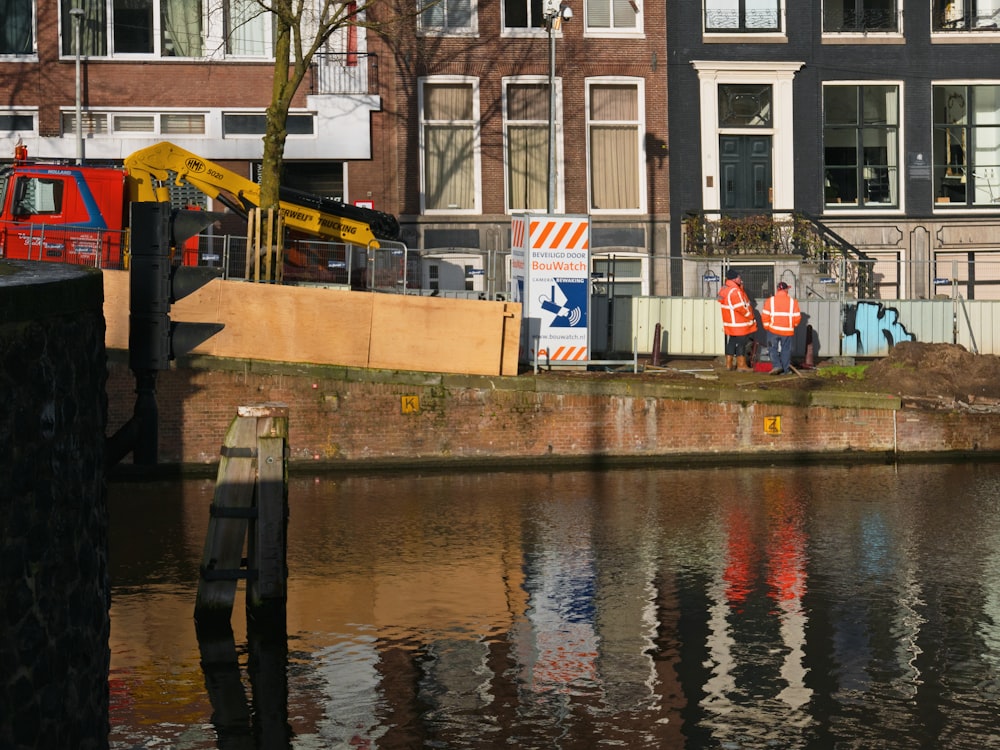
0, 141, 400, 280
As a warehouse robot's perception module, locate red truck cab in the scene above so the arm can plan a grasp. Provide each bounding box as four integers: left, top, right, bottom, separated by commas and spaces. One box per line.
0, 160, 130, 268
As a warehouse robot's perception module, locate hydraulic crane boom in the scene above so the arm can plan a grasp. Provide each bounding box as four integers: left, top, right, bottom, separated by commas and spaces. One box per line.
123, 142, 400, 247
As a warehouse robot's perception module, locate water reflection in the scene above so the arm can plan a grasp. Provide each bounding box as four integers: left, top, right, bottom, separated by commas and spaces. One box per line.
109, 463, 1000, 749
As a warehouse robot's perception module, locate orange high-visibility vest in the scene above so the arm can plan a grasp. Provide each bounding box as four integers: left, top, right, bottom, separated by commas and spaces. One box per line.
718, 280, 757, 336
762, 290, 801, 336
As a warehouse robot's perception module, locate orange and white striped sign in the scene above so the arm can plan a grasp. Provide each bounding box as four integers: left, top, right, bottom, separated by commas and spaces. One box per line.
528, 217, 589, 252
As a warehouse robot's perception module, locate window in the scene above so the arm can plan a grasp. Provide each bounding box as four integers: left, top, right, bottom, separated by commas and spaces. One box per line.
823, 0, 897, 32
934, 0, 1000, 30
823, 84, 899, 208
719, 84, 772, 127
505, 82, 549, 211
1, 0, 33, 55
0, 112, 35, 132
591, 252, 648, 296
161, 113, 206, 134
419, 0, 475, 33
57, 0, 283, 58
13, 178, 64, 216
588, 81, 642, 211
227, 0, 270, 56
61, 111, 109, 136
504, 0, 544, 30
586, 0, 640, 32
61, 0, 106, 56
60, 0, 205, 57
705, 0, 781, 32
934, 85, 1000, 207
113, 114, 156, 133
420, 80, 480, 213
223, 113, 314, 136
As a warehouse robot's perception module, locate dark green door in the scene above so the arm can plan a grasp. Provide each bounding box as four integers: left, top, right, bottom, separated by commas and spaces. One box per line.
720, 135, 772, 212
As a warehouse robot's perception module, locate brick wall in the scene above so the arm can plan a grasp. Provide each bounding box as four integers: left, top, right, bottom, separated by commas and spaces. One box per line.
107, 354, 1000, 469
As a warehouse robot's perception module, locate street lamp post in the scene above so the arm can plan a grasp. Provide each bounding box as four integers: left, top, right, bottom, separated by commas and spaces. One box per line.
544, 1, 572, 214
70, 7, 85, 165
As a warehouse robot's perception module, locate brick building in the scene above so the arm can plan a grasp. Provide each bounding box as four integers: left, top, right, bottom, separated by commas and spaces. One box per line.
1, 0, 670, 295
1, 2, 385, 212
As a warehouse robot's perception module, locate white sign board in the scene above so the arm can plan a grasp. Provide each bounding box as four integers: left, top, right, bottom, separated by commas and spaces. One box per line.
511, 215, 590, 365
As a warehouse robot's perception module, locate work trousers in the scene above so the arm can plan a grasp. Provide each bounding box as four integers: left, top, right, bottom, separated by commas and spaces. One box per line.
725, 334, 752, 357
766, 331, 793, 372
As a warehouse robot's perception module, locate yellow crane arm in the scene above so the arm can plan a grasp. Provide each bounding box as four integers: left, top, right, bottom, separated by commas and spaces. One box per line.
123, 142, 395, 247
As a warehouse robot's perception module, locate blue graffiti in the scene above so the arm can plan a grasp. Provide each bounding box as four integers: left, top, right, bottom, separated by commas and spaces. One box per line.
842, 301, 914, 357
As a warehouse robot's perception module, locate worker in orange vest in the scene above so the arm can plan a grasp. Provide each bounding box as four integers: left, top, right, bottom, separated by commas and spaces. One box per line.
761, 281, 802, 375
718, 269, 757, 371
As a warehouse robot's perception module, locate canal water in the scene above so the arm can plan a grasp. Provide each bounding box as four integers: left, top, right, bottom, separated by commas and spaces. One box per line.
109, 462, 1000, 749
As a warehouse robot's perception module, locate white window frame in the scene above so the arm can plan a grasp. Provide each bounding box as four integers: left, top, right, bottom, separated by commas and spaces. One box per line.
591, 250, 650, 296
58, 1, 278, 60
2, 0, 37, 59
503, 76, 563, 214
500, 0, 548, 37
821, 80, 904, 214
0, 109, 37, 136
584, 0, 644, 37
932, 0, 1000, 40
417, 0, 478, 36
932, 81, 1000, 212
693, 61, 803, 215
585, 77, 646, 215
703, 0, 787, 42
821, 0, 903, 40
418, 76, 483, 215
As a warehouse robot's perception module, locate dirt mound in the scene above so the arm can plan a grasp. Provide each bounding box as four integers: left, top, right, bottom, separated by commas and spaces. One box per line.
862, 341, 1000, 402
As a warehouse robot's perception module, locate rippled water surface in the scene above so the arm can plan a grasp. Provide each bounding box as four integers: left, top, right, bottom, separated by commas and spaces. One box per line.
109, 463, 1000, 749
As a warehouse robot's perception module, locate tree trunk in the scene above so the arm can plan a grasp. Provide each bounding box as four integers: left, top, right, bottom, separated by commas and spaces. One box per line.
260, 14, 293, 214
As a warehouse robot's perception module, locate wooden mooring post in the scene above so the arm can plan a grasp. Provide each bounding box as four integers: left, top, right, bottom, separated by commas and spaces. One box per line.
195, 403, 289, 628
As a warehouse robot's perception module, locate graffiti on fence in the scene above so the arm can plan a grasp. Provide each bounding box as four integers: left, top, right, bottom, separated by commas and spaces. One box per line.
842, 301, 914, 357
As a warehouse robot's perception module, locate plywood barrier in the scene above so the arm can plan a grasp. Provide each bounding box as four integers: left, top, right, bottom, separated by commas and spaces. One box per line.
103, 270, 521, 376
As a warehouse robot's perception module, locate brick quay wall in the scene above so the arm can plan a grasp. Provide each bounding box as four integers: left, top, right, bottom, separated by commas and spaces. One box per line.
1, 262, 109, 750
106, 353, 1000, 469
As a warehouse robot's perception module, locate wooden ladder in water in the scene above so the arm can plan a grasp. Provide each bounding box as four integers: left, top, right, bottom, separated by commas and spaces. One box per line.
195, 403, 289, 627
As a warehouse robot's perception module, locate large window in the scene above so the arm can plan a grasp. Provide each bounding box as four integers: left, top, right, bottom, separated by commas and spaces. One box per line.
934, 85, 1000, 207
705, 0, 781, 32
420, 80, 480, 213
1, 0, 33, 55
58, 0, 278, 58
60, 0, 205, 56
934, 0, 1000, 30
823, 0, 897, 32
588, 81, 642, 212
586, 0, 640, 32
419, 0, 476, 33
823, 85, 899, 208
505, 82, 549, 211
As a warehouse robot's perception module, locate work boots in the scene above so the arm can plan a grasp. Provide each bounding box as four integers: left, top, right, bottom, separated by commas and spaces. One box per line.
736, 356, 753, 372
725, 355, 735, 371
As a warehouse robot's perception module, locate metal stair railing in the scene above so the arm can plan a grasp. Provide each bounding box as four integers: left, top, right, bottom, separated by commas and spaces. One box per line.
682, 210, 877, 299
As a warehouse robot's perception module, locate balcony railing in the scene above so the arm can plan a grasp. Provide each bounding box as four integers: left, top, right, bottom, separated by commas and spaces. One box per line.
682, 210, 877, 298
311, 52, 378, 96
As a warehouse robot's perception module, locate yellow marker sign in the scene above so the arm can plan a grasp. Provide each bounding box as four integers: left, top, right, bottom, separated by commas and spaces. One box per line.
402, 395, 420, 414
764, 416, 781, 435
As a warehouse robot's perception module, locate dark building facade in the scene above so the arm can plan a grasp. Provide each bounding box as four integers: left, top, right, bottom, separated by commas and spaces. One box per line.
667, 1, 1000, 301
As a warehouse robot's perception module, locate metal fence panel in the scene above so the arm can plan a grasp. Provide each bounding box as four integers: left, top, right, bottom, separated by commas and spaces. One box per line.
957, 300, 1000, 354
633, 298, 724, 356
798, 300, 841, 360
